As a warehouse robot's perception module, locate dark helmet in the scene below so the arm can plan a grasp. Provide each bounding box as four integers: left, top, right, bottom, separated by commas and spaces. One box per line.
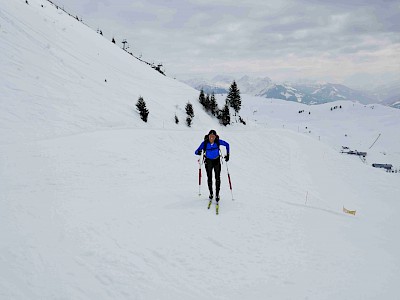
208, 129, 217, 136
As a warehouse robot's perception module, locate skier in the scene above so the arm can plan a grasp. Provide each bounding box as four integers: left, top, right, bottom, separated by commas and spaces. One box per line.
195, 130, 230, 203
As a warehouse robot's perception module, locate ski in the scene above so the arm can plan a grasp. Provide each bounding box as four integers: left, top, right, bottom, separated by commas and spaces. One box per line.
206, 197, 219, 215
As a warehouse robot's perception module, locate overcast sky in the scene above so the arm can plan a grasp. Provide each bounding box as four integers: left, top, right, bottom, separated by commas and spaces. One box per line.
57, 0, 399, 89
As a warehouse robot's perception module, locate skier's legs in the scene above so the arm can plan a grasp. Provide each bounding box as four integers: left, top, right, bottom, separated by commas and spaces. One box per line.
215, 160, 221, 198
205, 159, 214, 195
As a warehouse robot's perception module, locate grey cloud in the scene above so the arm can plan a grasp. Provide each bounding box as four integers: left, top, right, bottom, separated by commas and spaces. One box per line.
57, 0, 400, 86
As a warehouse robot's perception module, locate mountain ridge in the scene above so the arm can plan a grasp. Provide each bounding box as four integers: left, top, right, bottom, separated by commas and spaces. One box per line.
183, 75, 399, 106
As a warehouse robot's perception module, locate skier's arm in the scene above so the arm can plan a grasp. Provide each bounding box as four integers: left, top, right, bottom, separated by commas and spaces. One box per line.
195, 142, 205, 155
219, 139, 230, 154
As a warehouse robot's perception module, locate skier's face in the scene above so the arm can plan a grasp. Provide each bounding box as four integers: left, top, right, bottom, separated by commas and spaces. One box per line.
209, 134, 216, 143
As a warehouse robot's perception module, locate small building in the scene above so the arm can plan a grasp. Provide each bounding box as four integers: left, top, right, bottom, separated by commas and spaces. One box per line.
372, 163, 393, 170
341, 149, 367, 157
356, 151, 367, 157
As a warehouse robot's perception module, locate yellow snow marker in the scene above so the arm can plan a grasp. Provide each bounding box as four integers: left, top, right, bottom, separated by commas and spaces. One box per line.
343, 206, 356, 215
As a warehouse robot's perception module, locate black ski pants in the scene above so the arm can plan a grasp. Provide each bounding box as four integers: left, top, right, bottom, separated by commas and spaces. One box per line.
205, 157, 221, 196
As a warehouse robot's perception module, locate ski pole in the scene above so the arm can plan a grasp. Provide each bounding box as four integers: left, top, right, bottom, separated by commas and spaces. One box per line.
198, 151, 204, 196
220, 150, 234, 201
225, 160, 234, 201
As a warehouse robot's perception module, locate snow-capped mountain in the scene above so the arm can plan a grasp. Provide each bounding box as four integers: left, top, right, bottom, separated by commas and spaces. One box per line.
182, 75, 273, 95
390, 101, 400, 109
257, 82, 376, 105
182, 77, 229, 95
371, 81, 400, 108
183, 76, 377, 105
237, 75, 273, 95
183, 75, 235, 94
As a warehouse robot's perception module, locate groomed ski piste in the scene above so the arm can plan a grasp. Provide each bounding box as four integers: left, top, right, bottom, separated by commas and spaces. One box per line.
1, 0, 400, 299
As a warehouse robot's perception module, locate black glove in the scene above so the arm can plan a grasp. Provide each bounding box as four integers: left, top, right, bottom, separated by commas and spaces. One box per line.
224, 153, 230, 162
196, 150, 202, 156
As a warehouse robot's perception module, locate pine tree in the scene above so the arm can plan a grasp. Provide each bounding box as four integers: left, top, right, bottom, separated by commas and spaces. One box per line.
175, 114, 179, 124
185, 102, 194, 118
209, 92, 218, 116
185, 102, 194, 127
204, 94, 211, 112
226, 81, 241, 114
136, 96, 149, 122
220, 103, 231, 126
186, 116, 192, 127
198, 89, 206, 107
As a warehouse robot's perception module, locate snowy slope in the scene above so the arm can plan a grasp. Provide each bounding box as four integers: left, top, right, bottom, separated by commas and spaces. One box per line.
237, 96, 400, 167
1, 128, 399, 299
0, 0, 213, 145
1, 0, 400, 299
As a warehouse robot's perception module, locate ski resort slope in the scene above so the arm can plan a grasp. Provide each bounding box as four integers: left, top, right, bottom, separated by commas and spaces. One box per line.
1, 0, 400, 299
1, 128, 399, 300
238, 95, 400, 167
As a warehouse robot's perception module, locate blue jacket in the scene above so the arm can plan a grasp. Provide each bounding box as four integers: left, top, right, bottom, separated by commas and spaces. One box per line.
195, 139, 230, 159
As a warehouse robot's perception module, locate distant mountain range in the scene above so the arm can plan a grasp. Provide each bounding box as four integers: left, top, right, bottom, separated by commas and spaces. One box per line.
389, 101, 400, 109
182, 75, 400, 107
371, 82, 400, 109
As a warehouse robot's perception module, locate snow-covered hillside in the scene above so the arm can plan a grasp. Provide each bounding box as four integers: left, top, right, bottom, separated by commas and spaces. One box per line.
236, 96, 400, 168
0, 0, 214, 144
1, 0, 400, 299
